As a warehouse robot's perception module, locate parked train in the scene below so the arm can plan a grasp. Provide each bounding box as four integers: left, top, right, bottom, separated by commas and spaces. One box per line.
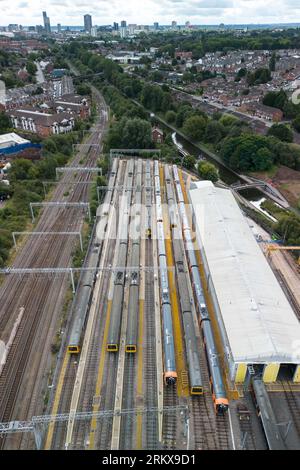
155, 160, 177, 385
145, 160, 152, 239
165, 165, 203, 395
125, 160, 142, 353
172, 165, 229, 415
107, 159, 134, 352
68, 158, 119, 354
251, 377, 286, 450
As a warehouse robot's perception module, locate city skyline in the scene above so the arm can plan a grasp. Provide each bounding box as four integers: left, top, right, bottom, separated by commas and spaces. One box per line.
1, 0, 300, 27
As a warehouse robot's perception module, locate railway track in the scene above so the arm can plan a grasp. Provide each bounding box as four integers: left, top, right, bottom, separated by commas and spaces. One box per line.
238, 412, 257, 450
63, 161, 128, 450
281, 380, 300, 439
96, 354, 119, 450
119, 355, 136, 449
52, 161, 125, 450
0, 91, 108, 449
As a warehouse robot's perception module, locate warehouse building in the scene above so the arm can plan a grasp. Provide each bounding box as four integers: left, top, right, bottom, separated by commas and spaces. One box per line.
189, 181, 300, 384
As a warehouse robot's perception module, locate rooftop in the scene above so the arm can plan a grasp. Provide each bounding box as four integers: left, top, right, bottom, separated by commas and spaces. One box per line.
189, 181, 300, 365
0, 132, 30, 147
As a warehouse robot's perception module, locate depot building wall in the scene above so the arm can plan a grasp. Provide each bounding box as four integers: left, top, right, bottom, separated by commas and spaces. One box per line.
189, 191, 300, 385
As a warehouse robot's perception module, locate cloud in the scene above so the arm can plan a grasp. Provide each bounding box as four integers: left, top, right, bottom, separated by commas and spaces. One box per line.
0, 0, 300, 25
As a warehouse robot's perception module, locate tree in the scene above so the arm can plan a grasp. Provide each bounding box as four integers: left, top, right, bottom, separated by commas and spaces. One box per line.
121, 118, 153, 149
182, 72, 194, 83
269, 52, 276, 72
76, 83, 91, 95
219, 114, 238, 127
237, 68, 247, 78
140, 84, 165, 112
26, 61, 37, 76
0, 183, 13, 199
292, 115, 300, 133
0, 112, 10, 132
204, 120, 225, 144
182, 115, 207, 141
252, 148, 274, 171
276, 214, 300, 246
9, 159, 38, 181
221, 134, 275, 171
247, 68, 271, 86
267, 124, 293, 143
165, 110, 177, 124
263, 90, 287, 110
175, 104, 193, 128
198, 161, 219, 182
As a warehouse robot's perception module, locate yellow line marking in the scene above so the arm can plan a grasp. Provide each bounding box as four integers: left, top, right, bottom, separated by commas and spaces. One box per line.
178, 169, 238, 400
44, 353, 70, 449
160, 166, 188, 397
88, 299, 112, 449
136, 298, 144, 449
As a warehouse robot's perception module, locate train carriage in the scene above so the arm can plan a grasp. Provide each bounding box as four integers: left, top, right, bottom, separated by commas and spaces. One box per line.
107, 160, 133, 352
172, 164, 228, 414
170, 192, 203, 395
68, 160, 119, 354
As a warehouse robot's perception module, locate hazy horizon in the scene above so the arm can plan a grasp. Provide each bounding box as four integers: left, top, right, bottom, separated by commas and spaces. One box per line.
1, 0, 300, 28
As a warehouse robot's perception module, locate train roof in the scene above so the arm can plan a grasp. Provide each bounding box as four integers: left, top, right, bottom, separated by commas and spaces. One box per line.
189, 180, 300, 365
252, 378, 286, 450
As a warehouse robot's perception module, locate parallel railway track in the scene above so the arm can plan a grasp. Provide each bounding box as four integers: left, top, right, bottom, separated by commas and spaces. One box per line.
0, 91, 108, 449
143, 238, 159, 449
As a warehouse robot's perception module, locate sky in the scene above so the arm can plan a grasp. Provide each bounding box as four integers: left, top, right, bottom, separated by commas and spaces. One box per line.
1, 0, 300, 26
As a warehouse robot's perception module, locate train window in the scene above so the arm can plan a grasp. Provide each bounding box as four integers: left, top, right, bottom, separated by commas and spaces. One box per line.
107, 344, 118, 352
191, 386, 203, 395
177, 261, 184, 273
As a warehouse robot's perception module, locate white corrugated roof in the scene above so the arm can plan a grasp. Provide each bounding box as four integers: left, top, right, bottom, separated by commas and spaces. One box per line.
189, 181, 300, 364
0, 132, 30, 147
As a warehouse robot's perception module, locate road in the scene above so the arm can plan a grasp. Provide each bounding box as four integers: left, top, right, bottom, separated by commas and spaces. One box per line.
43, 159, 232, 451
246, 217, 300, 311
172, 88, 300, 143
35, 61, 45, 85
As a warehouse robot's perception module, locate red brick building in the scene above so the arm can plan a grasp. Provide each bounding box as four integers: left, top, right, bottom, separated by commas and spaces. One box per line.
152, 127, 164, 144
240, 103, 283, 122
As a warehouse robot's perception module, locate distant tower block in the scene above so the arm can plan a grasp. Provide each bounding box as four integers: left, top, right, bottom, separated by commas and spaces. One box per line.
234, 363, 247, 383
263, 363, 280, 383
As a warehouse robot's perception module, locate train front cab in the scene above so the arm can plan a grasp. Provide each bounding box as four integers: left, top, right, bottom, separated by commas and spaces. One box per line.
210, 377, 229, 415
215, 397, 229, 416
125, 344, 137, 353
68, 345, 80, 354
107, 343, 118, 352
164, 371, 178, 385
191, 386, 203, 395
